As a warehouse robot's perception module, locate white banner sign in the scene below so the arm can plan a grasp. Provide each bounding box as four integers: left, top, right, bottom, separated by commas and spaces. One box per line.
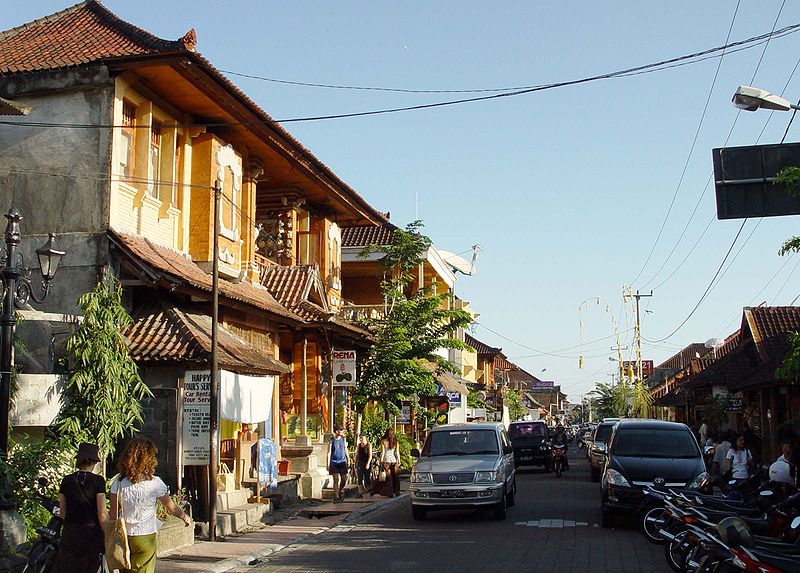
182, 371, 211, 465
332, 349, 357, 387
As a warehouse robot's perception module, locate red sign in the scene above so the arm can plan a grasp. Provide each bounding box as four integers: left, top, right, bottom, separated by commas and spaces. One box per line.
621, 360, 654, 378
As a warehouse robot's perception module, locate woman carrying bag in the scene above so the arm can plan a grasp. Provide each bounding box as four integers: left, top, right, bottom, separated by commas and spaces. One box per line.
52, 443, 107, 573
109, 438, 190, 573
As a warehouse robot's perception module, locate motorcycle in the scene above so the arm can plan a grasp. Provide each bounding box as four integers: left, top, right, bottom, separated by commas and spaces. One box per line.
23, 477, 61, 573
551, 443, 567, 478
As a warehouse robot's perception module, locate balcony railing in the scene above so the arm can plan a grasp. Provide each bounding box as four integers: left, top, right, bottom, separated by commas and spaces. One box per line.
254, 252, 277, 283
339, 303, 386, 323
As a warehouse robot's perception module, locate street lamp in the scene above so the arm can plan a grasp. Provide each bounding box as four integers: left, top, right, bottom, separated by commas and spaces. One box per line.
732, 85, 800, 112
0, 208, 64, 507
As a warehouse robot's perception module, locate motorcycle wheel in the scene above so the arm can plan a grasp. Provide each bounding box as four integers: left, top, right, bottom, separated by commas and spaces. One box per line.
555, 461, 561, 478
639, 505, 666, 544
664, 530, 688, 573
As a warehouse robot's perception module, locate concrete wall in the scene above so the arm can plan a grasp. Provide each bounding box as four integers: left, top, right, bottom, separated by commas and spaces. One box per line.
138, 366, 182, 492
0, 67, 115, 316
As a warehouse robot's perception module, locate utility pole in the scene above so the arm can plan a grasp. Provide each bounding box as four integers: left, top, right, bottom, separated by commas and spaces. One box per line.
626, 289, 653, 383
208, 180, 221, 542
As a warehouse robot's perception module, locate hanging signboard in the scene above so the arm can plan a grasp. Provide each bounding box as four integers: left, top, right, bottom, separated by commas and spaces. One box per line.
182, 370, 211, 465
436, 383, 462, 404
530, 380, 555, 391
621, 361, 654, 378
397, 402, 412, 424
332, 349, 357, 387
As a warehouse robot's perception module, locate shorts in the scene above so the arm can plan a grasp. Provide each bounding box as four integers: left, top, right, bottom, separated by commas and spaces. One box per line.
356, 465, 369, 484
330, 461, 348, 475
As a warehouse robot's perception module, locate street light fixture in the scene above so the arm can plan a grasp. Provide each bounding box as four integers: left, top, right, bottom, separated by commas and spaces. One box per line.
732, 85, 800, 112
0, 208, 65, 508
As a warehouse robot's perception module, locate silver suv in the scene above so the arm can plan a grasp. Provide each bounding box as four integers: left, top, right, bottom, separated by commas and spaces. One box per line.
409, 422, 516, 520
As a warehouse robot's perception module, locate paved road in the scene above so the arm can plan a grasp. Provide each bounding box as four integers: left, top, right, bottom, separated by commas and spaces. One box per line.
248, 449, 671, 573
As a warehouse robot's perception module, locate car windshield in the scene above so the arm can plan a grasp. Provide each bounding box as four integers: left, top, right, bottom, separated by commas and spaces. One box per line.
423, 429, 499, 456
612, 428, 699, 458
595, 424, 614, 442
509, 423, 546, 439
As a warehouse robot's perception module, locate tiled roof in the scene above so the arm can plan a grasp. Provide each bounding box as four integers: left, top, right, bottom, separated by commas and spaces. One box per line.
0, 1, 388, 226
260, 264, 329, 321
108, 230, 302, 323
494, 356, 518, 371
341, 225, 397, 248
0, 1, 193, 74
657, 343, 711, 371
745, 306, 800, 361
0, 96, 31, 116
126, 301, 290, 375
464, 333, 502, 356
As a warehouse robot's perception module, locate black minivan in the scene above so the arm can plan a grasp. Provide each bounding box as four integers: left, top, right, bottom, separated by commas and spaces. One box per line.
508, 420, 551, 470
600, 419, 706, 528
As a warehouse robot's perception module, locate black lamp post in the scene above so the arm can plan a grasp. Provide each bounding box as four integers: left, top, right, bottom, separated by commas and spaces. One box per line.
0, 208, 64, 505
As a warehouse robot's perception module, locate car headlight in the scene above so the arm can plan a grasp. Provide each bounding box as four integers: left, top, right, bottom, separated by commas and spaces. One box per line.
411, 472, 432, 483
688, 472, 708, 489
604, 468, 631, 487
475, 471, 502, 483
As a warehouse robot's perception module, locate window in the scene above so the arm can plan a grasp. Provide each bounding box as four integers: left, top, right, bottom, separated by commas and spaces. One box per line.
148, 121, 161, 196
119, 101, 136, 179
611, 428, 700, 459
422, 429, 499, 456
295, 209, 320, 265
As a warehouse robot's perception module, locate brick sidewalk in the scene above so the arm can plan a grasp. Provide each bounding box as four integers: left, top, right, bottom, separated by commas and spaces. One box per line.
155, 496, 403, 573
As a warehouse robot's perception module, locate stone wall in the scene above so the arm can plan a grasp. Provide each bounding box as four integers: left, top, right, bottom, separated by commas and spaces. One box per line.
139, 367, 181, 491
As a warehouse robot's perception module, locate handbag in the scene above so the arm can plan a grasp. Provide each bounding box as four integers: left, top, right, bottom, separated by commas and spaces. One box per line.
378, 469, 387, 482
104, 477, 131, 570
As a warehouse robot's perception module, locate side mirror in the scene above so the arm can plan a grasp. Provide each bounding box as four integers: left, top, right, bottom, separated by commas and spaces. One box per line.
792, 516, 800, 529
729, 479, 737, 486
703, 446, 715, 456
759, 490, 774, 497
410, 448, 420, 459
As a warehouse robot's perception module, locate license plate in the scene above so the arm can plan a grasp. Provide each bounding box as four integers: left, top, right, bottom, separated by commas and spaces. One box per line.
440, 489, 465, 498
520, 456, 533, 461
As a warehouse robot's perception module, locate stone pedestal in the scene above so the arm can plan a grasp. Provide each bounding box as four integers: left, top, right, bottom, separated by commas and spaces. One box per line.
281, 443, 331, 498
294, 435, 312, 447
0, 509, 25, 551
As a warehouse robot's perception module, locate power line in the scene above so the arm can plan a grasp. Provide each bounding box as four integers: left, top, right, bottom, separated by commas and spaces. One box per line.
2, 22, 800, 130
631, 0, 741, 286
772, 255, 800, 302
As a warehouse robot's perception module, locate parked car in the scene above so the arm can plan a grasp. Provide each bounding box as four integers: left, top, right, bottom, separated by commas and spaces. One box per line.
409, 423, 516, 521
508, 420, 551, 471
588, 420, 618, 481
599, 419, 707, 528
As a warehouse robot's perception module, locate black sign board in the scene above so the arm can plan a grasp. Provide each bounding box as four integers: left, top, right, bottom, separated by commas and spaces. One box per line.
713, 142, 800, 219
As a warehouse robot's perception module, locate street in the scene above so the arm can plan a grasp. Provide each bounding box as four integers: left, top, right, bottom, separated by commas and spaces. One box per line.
245, 450, 670, 573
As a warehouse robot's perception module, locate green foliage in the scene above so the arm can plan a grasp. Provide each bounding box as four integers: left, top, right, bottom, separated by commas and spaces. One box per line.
777, 331, 800, 380
0, 435, 77, 540
56, 272, 152, 460
156, 490, 187, 522
396, 432, 415, 471
774, 168, 800, 256
354, 221, 474, 415
360, 403, 389, 446
631, 380, 654, 418
504, 390, 526, 422
703, 393, 732, 429
467, 386, 486, 409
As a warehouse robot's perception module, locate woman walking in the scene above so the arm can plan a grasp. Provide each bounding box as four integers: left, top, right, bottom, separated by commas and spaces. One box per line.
110, 438, 191, 573
379, 429, 401, 497
52, 443, 106, 573
355, 434, 372, 498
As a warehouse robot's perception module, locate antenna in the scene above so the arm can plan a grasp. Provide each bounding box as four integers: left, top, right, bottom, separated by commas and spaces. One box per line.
439, 244, 482, 276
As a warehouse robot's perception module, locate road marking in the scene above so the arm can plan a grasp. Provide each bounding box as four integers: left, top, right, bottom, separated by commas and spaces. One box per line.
515, 520, 589, 528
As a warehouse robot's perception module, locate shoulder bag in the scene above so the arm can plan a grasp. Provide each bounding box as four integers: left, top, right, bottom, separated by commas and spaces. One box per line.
104, 477, 131, 570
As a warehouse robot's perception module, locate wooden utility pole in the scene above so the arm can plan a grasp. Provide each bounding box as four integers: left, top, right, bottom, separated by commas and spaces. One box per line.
630, 290, 653, 382
208, 180, 222, 541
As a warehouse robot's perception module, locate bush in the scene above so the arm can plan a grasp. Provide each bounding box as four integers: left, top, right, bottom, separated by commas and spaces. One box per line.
396, 433, 415, 471
360, 403, 389, 447
0, 435, 77, 541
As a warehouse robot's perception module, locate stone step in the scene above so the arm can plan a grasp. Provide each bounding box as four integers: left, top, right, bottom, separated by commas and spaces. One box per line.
321, 483, 359, 500
215, 501, 270, 536
216, 488, 250, 511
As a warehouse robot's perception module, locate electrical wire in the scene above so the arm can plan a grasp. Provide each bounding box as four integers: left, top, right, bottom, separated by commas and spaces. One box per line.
771, 255, 800, 302
631, 0, 741, 287
2, 22, 800, 129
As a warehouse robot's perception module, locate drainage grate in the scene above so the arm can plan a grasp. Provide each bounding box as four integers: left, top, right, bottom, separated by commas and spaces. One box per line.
160, 555, 229, 563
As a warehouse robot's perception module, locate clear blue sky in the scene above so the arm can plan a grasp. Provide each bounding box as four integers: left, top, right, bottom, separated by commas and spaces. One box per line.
7, 1, 800, 402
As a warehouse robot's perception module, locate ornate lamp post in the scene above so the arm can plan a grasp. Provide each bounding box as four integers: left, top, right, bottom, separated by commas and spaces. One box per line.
0, 208, 64, 507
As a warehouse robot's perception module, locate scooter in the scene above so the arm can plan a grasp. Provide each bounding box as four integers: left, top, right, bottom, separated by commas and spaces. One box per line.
23, 477, 61, 573
551, 444, 567, 478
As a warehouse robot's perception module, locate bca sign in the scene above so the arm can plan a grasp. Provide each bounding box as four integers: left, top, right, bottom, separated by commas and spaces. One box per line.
332, 349, 357, 387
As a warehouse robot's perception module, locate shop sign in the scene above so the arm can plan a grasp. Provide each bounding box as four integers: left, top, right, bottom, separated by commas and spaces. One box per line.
332, 349, 357, 387
530, 380, 555, 391
397, 402, 412, 424
183, 370, 211, 465
727, 392, 743, 412
436, 383, 462, 404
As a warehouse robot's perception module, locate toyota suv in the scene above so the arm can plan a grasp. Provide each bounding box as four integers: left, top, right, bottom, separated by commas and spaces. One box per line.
410, 423, 516, 521
508, 420, 551, 470
588, 420, 617, 481
600, 419, 706, 528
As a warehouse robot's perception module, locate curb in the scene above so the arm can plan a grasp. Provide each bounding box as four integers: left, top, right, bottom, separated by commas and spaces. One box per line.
178, 494, 407, 573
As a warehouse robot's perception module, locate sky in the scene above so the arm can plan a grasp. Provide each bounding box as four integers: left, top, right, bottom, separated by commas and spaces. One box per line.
6, 1, 800, 403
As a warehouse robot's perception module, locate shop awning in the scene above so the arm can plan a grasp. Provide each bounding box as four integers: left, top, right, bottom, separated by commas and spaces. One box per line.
220, 370, 275, 423
420, 362, 470, 395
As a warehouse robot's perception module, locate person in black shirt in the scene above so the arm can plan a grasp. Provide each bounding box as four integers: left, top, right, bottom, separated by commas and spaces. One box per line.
53, 442, 107, 573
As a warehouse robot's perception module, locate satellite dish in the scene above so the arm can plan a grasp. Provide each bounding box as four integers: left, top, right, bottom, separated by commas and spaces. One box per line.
704, 337, 724, 349
439, 244, 482, 276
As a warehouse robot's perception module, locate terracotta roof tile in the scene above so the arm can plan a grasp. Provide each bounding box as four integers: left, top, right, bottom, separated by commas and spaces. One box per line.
108, 229, 302, 323
126, 300, 290, 375
0, 1, 191, 74
657, 343, 711, 371
494, 356, 518, 371
341, 225, 397, 248
745, 306, 800, 361
464, 333, 502, 356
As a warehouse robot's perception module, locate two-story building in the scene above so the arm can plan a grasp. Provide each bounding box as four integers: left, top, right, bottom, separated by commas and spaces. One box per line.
0, 0, 387, 510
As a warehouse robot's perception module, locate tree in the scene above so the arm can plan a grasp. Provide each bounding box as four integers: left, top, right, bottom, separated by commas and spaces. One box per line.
354, 221, 474, 416
504, 389, 526, 422
55, 272, 152, 460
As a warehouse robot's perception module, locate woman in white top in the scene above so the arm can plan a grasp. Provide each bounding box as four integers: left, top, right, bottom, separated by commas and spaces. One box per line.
378, 429, 401, 497
110, 438, 190, 573
725, 434, 752, 481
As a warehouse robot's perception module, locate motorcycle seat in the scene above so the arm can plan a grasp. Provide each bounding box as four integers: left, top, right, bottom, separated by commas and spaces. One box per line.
750, 549, 800, 573
751, 540, 800, 555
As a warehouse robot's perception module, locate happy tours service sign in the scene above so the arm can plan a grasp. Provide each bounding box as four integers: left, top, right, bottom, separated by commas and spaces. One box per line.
332, 349, 357, 387
183, 371, 211, 466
